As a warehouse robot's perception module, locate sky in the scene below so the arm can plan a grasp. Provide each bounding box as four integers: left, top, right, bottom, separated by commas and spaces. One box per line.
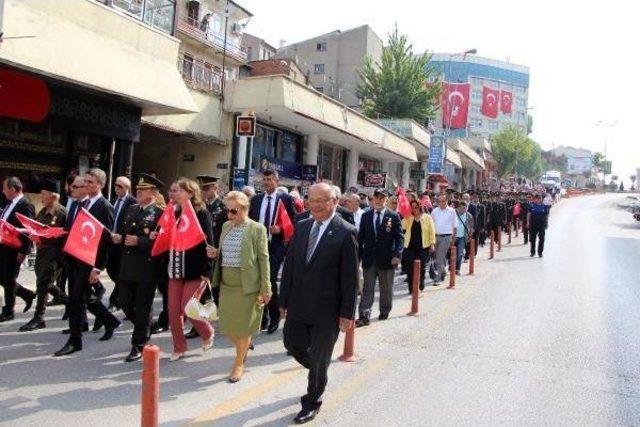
239, 0, 640, 185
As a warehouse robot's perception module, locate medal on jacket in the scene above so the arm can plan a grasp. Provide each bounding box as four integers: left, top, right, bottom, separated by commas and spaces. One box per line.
385, 218, 392, 232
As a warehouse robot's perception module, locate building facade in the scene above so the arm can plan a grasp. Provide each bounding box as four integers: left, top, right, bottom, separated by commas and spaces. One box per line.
276, 25, 383, 108
429, 54, 530, 140
242, 33, 277, 62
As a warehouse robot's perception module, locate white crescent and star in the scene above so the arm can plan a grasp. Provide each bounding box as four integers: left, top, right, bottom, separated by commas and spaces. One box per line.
177, 215, 190, 233
448, 91, 465, 105
80, 221, 96, 243
486, 93, 497, 104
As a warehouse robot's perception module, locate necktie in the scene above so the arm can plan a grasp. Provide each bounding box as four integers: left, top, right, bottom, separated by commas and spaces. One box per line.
264, 195, 272, 231
306, 221, 322, 263
375, 211, 382, 235
113, 199, 123, 231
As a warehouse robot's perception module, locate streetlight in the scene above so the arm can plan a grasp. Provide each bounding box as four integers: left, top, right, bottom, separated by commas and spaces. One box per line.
595, 120, 618, 184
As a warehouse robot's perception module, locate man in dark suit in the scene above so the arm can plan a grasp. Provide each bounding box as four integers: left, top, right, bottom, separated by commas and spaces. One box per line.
280, 183, 358, 424
248, 169, 296, 334
0, 177, 36, 321
107, 176, 136, 310
54, 168, 121, 357
356, 188, 403, 327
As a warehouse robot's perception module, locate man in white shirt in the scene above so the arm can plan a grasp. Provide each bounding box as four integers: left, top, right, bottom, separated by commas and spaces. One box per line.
345, 193, 364, 231
430, 194, 457, 285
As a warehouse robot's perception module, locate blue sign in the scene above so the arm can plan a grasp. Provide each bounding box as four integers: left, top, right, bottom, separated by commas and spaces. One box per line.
302, 165, 318, 181
233, 168, 255, 190
428, 136, 446, 175
260, 157, 317, 182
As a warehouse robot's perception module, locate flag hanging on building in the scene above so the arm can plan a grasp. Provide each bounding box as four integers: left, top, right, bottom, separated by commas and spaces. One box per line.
481, 86, 499, 118
500, 90, 513, 113
0, 219, 23, 249
151, 203, 176, 256
62, 208, 104, 266
441, 82, 470, 129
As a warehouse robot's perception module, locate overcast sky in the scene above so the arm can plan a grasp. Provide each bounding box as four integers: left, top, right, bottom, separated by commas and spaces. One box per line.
240, 0, 639, 184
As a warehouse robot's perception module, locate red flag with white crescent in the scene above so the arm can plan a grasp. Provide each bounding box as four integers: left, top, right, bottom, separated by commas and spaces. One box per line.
396, 188, 412, 219
15, 212, 67, 239
0, 219, 23, 249
151, 203, 176, 256
500, 90, 513, 113
62, 208, 105, 266
275, 200, 294, 242
481, 86, 499, 118
172, 200, 206, 252
441, 82, 470, 128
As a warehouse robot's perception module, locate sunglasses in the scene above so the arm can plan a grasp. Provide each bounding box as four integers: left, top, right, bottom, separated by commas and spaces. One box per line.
227, 208, 239, 215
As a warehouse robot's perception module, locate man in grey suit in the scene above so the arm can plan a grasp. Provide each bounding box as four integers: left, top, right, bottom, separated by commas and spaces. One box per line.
280, 183, 359, 424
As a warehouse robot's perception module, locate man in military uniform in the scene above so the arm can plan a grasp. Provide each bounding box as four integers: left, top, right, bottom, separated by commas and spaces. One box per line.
19, 178, 69, 332
114, 173, 165, 362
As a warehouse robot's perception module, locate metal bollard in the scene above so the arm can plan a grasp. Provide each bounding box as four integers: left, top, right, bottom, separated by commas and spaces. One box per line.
469, 238, 475, 275
407, 259, 420, 316
508, 226, 512, 244
141, 345, 160, 427
489, 231, 495, 259
448, 245, 456, 289
497, 226, 502, 251
338, 320, 356, 362
515, 219, 519, 236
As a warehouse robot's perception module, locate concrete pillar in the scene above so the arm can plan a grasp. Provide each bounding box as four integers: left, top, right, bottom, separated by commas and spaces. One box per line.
305, 134, 320, 165
402, 162, 411, 188
236, 136, 247, 168
381, 159, 390, 173
346, 148, 359, 189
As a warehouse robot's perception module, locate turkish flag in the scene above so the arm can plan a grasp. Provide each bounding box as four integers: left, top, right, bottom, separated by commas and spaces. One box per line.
442, 82, 470, 128
481, 86, 499, 118
0, 68, 51, 122
396, 188, 411, 219
172, 200, 206, 251
500, 90, 513, 113
63, 208, 105, 266
15, 213, 67, 239
0, 220, 23, 249
151, 203, 176, 256
275, 200, 294, 242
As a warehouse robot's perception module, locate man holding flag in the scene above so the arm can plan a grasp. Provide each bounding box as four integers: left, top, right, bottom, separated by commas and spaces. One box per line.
18, 178, 69, 332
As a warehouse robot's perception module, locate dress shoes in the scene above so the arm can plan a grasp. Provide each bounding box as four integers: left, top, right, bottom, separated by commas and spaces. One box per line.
54, 341, 82, 357
22, 294, 34, 313
99, 322, 120, 341
92, 318, 104, 332
19, 317, 46, 332
294, 408, 319, 424
267, 323, 279, 335
0, 313, 15, 322
62, 323, 89, 334
47, 297, 66, 307
185, 327, 199, 339
125, 346, 143, 362
150, 322, 167, 335
378, 313, 389, 321
355, 318, 370, 328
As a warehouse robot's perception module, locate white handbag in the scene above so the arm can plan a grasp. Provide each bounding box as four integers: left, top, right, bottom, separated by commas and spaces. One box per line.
184, 281, 218, 321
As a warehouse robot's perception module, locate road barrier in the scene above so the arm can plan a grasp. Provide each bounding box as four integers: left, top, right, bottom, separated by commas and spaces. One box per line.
489, 231, 495, 259
469, 239, 475, 275
338, 320, 356, 362
141, 345, 160, 427
497, 226, 503, 251
448, 245, 456, 289
407, 259, 420, 316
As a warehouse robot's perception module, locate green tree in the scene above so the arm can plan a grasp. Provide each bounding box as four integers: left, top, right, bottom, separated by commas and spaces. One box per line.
493, 125, 543, 178
356, 25, 441, 123
592, 152, 605, 170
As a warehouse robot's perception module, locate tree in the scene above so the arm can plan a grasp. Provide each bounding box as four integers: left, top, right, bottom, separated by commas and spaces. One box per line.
356, 25, 441, 123
630, 175, 636, 186
592, 152, 605, 170
610, 175, 619, 182
492, 125, 543, 178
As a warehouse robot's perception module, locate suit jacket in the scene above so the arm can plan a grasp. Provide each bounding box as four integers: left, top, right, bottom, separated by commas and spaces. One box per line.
212, 219, 271, 295
108, 193, 136, 279
358, 209, 404, 270
112, 194, 136, 234
248, 192, 296, 263
280, 215, 359, 326
0, 196, 35, 255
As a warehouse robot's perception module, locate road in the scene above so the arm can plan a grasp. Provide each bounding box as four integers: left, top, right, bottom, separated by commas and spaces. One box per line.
1, 194, 639, 426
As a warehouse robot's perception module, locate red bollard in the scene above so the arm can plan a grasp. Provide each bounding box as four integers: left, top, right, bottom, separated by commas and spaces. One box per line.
515, 219, 519, 237
508, 226, 512, 244
468, 239, 475, 275
489, 231, 495, 259
497, 226, 503, 252
407, 259, 421, 316
448, 244, 456, 289
141, 345, 160, 427
338, 320, 356, 362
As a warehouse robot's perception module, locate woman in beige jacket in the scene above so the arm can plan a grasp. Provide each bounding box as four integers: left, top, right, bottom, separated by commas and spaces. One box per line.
401, 200, 436, 292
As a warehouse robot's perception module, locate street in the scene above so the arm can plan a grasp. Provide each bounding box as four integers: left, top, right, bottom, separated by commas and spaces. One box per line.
1, 193, 640, 426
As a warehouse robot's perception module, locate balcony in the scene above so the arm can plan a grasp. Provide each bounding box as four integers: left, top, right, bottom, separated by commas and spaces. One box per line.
177, 15, 247, 62
178, 56, 223, 94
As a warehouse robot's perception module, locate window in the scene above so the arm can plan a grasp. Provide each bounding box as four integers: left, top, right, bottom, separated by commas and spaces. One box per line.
314, 64, 325, 74
471, 105, 481, 114
315, 86, 324, 93
488, 121, 499, 130
316, 42, 327, 52
113, 0, 176, 34
181, 54, 194, 81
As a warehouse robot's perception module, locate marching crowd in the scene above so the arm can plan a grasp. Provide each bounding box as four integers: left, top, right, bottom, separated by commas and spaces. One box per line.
0, 169, 551, 424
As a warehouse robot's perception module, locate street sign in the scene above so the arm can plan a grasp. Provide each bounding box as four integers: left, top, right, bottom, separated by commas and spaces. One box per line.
235, 115, 256, 138
428, 136, 446, 175
410, 169, 426, 179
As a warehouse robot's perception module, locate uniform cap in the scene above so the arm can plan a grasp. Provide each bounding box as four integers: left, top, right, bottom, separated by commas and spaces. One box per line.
40, 178, 60, 194
196, 175, 219, 187
136, 173, 164, 190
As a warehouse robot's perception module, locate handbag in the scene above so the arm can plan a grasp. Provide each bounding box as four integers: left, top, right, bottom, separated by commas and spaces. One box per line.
184, 281, 218, 321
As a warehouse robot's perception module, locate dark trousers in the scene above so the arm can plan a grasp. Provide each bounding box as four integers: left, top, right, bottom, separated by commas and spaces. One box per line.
109, 282, 121, 308
522, 219, 529, 244
119, 280, 156, 346
283, 318, 339, 411
57, 264, 68, 294
402, 248, 428, 292
34, 253, 67, 318
529, 225, 545, 255
67, 261, 119, 345
0, 250, 34, 315
262, 257, 282, 328
156, 278, 169, 329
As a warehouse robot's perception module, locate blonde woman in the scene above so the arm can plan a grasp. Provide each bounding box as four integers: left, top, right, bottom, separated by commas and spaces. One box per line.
166, 178, 215, 361
401, 200, 436, 292
212, 191, 271, 382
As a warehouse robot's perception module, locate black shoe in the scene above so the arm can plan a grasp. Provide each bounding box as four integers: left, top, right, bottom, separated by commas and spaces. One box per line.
94, 283, 106, 299
92, 318, 104, 332
185, 327, 199, 339
538, 253, 543, 258
355, 318, 370, 328
530, 253, 535, 257
22, 294, 34, 313
62, 323, 89, 334
19, 317, 45, 332
0, 313, 15, 322
99, 322, 120, 341
433, 281, 441, 287
267, 322, 279, 335
294, 408, 319, 424
47, 297, 66, 307
378, 314, 389, 321
54, 341, 82, 357
125, 346, 142, 362
150, 322, 167, 335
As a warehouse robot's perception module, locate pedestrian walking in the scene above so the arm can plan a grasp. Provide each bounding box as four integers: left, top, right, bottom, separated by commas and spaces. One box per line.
280, 183, 358, 424
430, 194, 457, 285
401, 200, 436, 292
212, 191, 271, 383
454, 201, 474, 275
528, 193, 550, 258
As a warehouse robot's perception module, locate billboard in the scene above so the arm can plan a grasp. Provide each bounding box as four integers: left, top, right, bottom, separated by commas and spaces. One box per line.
566, 157, 593, 175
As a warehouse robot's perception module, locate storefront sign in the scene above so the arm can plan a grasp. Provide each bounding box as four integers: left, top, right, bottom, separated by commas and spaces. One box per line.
236, 115, 256, 138
302, 165, 318, 181
364, 173, 387, 188
260, 156, 304, 180
428, 136, 446, 175
233, 168, 255, 189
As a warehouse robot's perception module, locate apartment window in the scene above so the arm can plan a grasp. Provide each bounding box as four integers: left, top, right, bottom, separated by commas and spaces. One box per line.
245, 46, 252, 60
516, 98, 526, 108
471, 105, 481, 114
316, 86, 324, 93
112, 0, 176, 34
181, 54, 194, 80
317, 42, 327, 52
314, 64, 325, 74
488, 121, 499, 130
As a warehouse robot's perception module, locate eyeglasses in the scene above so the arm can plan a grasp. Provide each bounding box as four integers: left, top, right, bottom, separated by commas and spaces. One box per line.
227, 208, 239, 215
71, 185, 84, 189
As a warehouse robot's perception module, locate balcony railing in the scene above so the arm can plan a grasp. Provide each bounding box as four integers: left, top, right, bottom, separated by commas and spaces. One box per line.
177, 15, 247, 62
178, 56, 222, 94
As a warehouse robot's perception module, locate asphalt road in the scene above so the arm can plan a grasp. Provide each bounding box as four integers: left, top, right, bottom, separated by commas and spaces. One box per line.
1, 194, 639, 426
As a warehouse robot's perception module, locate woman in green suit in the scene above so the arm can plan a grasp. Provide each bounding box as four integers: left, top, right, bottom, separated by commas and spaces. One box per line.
212, 191, 271, 382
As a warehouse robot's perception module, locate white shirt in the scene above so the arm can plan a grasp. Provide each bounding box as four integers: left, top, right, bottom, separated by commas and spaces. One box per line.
1, 194, 23, 221
354, 208, 365, 232
431, 205, 457, 235
308, 212, 336, 257
259, 191, 278, 229
86, 194, 102, 211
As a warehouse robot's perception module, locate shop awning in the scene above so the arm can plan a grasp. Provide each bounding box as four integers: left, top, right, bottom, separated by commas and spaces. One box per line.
376, 119, 430, 156
224, 75, 418, 162
445, 147, 462, 169
450, 138, 485, 170
0, 0, 197, 116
